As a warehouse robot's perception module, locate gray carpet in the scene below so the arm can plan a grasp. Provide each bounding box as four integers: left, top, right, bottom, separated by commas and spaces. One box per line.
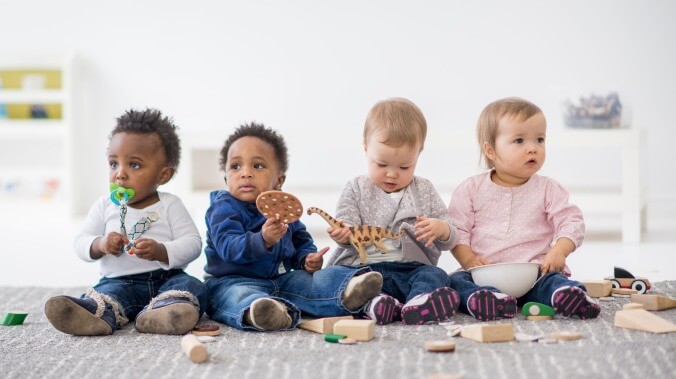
1, 282, 675, 379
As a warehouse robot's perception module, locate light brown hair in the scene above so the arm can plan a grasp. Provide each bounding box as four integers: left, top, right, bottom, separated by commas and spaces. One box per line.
363, 97, 427, 151
477, 97, 543, 169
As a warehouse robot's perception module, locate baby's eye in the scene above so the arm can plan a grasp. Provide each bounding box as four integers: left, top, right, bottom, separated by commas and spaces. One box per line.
130, 162, 140, 169
537, 137, 545, 143
400, 166, 410, 171
377, 163, 387, 168
254, 163, 265, 169
109, 161, 118, 169
230, 164, 240, 170
514, 138, 524, 144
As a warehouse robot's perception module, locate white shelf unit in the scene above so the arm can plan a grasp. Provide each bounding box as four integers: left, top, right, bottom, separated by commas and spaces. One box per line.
0, 53, 75, 217
179, 128, 646, 243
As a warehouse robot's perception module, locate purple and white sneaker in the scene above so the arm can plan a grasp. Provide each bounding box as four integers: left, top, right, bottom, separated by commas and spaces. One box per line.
365, 294, 400, 325
467, 290, 517, 321
552, 286, 601, 320
401, 287, 460, 325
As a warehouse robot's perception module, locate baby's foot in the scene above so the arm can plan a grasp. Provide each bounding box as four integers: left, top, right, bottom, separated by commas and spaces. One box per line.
401, 287, 460, 325
467, 290, 517, 321
342, 271, 383, 311
44, 295, 116, 336
244, 298, 293, 331
365, 294, 400, 325
552, 286, 601, 320
135, 297, 199, 335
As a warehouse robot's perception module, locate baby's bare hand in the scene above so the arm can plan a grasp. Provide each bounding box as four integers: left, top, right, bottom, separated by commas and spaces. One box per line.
99, 232, 129, 255
304, 247, 329, 274
414, 216, 450, 248
262, 216, 289, 248
328, 222, 352, 244
541, 250, 566, 275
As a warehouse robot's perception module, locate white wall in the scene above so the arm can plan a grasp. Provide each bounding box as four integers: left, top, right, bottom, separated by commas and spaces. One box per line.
2, 0, 675, 213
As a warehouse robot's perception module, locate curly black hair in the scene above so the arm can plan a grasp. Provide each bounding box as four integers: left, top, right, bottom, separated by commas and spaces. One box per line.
220, 122, 288, 173
110, 108, 181, 169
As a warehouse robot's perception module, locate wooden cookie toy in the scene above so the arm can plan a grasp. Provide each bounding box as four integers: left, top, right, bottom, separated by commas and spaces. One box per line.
256, 191, 303, 224
424, 340, 456, 352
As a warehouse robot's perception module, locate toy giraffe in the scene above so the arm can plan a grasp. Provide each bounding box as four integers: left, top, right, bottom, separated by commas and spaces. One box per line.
307, 207, 402, 265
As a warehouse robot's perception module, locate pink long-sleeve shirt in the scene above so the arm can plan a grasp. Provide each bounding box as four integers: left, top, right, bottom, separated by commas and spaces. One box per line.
448, 172, 585, 275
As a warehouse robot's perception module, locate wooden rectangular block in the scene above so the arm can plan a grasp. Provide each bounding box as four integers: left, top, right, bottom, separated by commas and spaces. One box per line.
629, 294, 676, 311
614, 309, 676, 334
612, 288, 638, 296
298, 315, 353, 334
333, 319, 375, 341
581, 280, 612, 298
622, 303, 645, 310
460, 323, 514, 343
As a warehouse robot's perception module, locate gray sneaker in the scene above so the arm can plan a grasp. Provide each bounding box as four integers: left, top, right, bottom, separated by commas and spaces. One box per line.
244, 298, 292, 331
135, 298, 199, 335
342, 271, 383, 311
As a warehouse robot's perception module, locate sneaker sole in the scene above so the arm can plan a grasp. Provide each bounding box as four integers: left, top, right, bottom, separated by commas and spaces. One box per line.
44, 296, 113, 336
468, 290, 517, 321
343, 272, 384, 311
553, 287, 601, 320
401, 287, 460, 325
371, 296, 398, 325
248, 299, 292, 331
135, 302, 199, 335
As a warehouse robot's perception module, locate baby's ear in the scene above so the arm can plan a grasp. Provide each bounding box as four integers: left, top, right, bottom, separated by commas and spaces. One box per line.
158, 167, 175, 185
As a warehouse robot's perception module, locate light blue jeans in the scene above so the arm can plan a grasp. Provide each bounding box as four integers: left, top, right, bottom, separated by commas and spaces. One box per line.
90, 269, 208, 321
206, 265, 370, 330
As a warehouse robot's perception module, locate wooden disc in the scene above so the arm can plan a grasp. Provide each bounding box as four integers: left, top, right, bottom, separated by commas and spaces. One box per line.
256, 191, 303, 224
192, 324, 221, 336
526, 315, 553, 321
424, 340, 456, 352
338, 337, 357, 344
550, 331, 581, 341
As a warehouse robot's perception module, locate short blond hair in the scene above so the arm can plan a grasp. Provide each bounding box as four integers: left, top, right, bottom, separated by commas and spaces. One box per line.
364, 97, 427, 151
477, 97, 543, 169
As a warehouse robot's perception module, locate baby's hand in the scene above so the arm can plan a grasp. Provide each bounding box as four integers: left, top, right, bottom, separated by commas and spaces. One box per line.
132, 238, 168, 263
262, 216, 289, 249
327, 220, 352, 244
541, 249, 567, 275
414, 216, 450, 248
98, 232, 129, 255
304, 247, 330, 274
464, 255, 487, 270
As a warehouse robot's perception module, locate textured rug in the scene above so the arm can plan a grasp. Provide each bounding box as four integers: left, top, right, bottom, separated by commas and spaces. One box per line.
1, 282, 675, 379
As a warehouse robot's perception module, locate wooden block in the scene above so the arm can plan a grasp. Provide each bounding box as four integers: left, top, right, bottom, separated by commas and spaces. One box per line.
612, 288, 638, 296
460, 323, 514, 343
324, 333, 348, 343
333, 319, 375, 342
2, 312, 28, 326
581, 280, 612, 298
550, 331, 581, 341
181, 334, 208, 363
526, 315, 553, 321
622, 303, 645, 310
298, 315, 353, 334
629, 294, 676, 311
614, 309, 676, 334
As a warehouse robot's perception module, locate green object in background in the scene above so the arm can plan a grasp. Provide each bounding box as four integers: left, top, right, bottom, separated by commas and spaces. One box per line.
324, 333, 347, 343
521, 302, 555, 316
2, 312, 28, 326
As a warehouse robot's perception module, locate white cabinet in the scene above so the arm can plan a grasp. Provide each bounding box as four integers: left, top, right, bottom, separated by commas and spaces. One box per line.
0, 53, 76, 216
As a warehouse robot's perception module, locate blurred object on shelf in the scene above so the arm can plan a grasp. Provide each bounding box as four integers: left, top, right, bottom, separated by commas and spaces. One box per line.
30, 104, 48, 118
21, 74, 46, 90
0, 77, 6, 119
0, 175, 61, 200
563, 92, 623, 129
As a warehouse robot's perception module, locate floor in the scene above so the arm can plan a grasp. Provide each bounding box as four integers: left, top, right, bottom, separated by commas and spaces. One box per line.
2, 206, 675, 288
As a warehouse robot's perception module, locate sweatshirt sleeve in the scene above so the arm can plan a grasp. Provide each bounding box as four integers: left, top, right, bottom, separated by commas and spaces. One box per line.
158, 196, 203, 270
206, 200, 271, 264
545, 179, 586, 250
448, 178, 475, 248
73, 198, 108, 262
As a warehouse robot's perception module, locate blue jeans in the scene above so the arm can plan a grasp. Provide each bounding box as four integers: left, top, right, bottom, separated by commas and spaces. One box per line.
368, 262, 449, 304
448, 270, 584, 314
206, 265, 370, 330
89, 269, 208, 321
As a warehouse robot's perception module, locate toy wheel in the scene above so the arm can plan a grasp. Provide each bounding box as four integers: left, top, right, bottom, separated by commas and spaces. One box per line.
631, 280, 647, 294
610, 280, 621, 289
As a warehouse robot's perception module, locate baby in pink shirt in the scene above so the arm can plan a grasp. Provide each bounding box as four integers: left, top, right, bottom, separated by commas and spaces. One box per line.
448, 97, 600, 322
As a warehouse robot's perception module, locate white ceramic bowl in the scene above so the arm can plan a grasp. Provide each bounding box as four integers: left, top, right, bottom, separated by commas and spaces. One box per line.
467, 262, 540, 298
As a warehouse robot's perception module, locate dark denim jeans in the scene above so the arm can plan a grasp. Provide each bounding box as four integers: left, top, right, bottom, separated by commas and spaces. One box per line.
89, 269, 208, 321
206, 265, 370, 330
368, 262, 449, 304
448, 270, 584, 314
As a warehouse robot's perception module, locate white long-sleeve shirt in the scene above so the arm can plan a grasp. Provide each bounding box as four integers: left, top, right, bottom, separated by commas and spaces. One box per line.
74, 192, 202, 278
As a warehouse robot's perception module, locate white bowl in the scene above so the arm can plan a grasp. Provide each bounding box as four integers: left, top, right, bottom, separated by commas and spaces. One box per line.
467, 262, 540, 298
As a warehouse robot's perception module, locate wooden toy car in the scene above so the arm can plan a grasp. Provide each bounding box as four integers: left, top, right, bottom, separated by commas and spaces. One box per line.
605, 266, 651, 294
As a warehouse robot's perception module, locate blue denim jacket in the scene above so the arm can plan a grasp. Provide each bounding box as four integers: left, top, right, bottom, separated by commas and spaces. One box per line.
204, 190, 316, 279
